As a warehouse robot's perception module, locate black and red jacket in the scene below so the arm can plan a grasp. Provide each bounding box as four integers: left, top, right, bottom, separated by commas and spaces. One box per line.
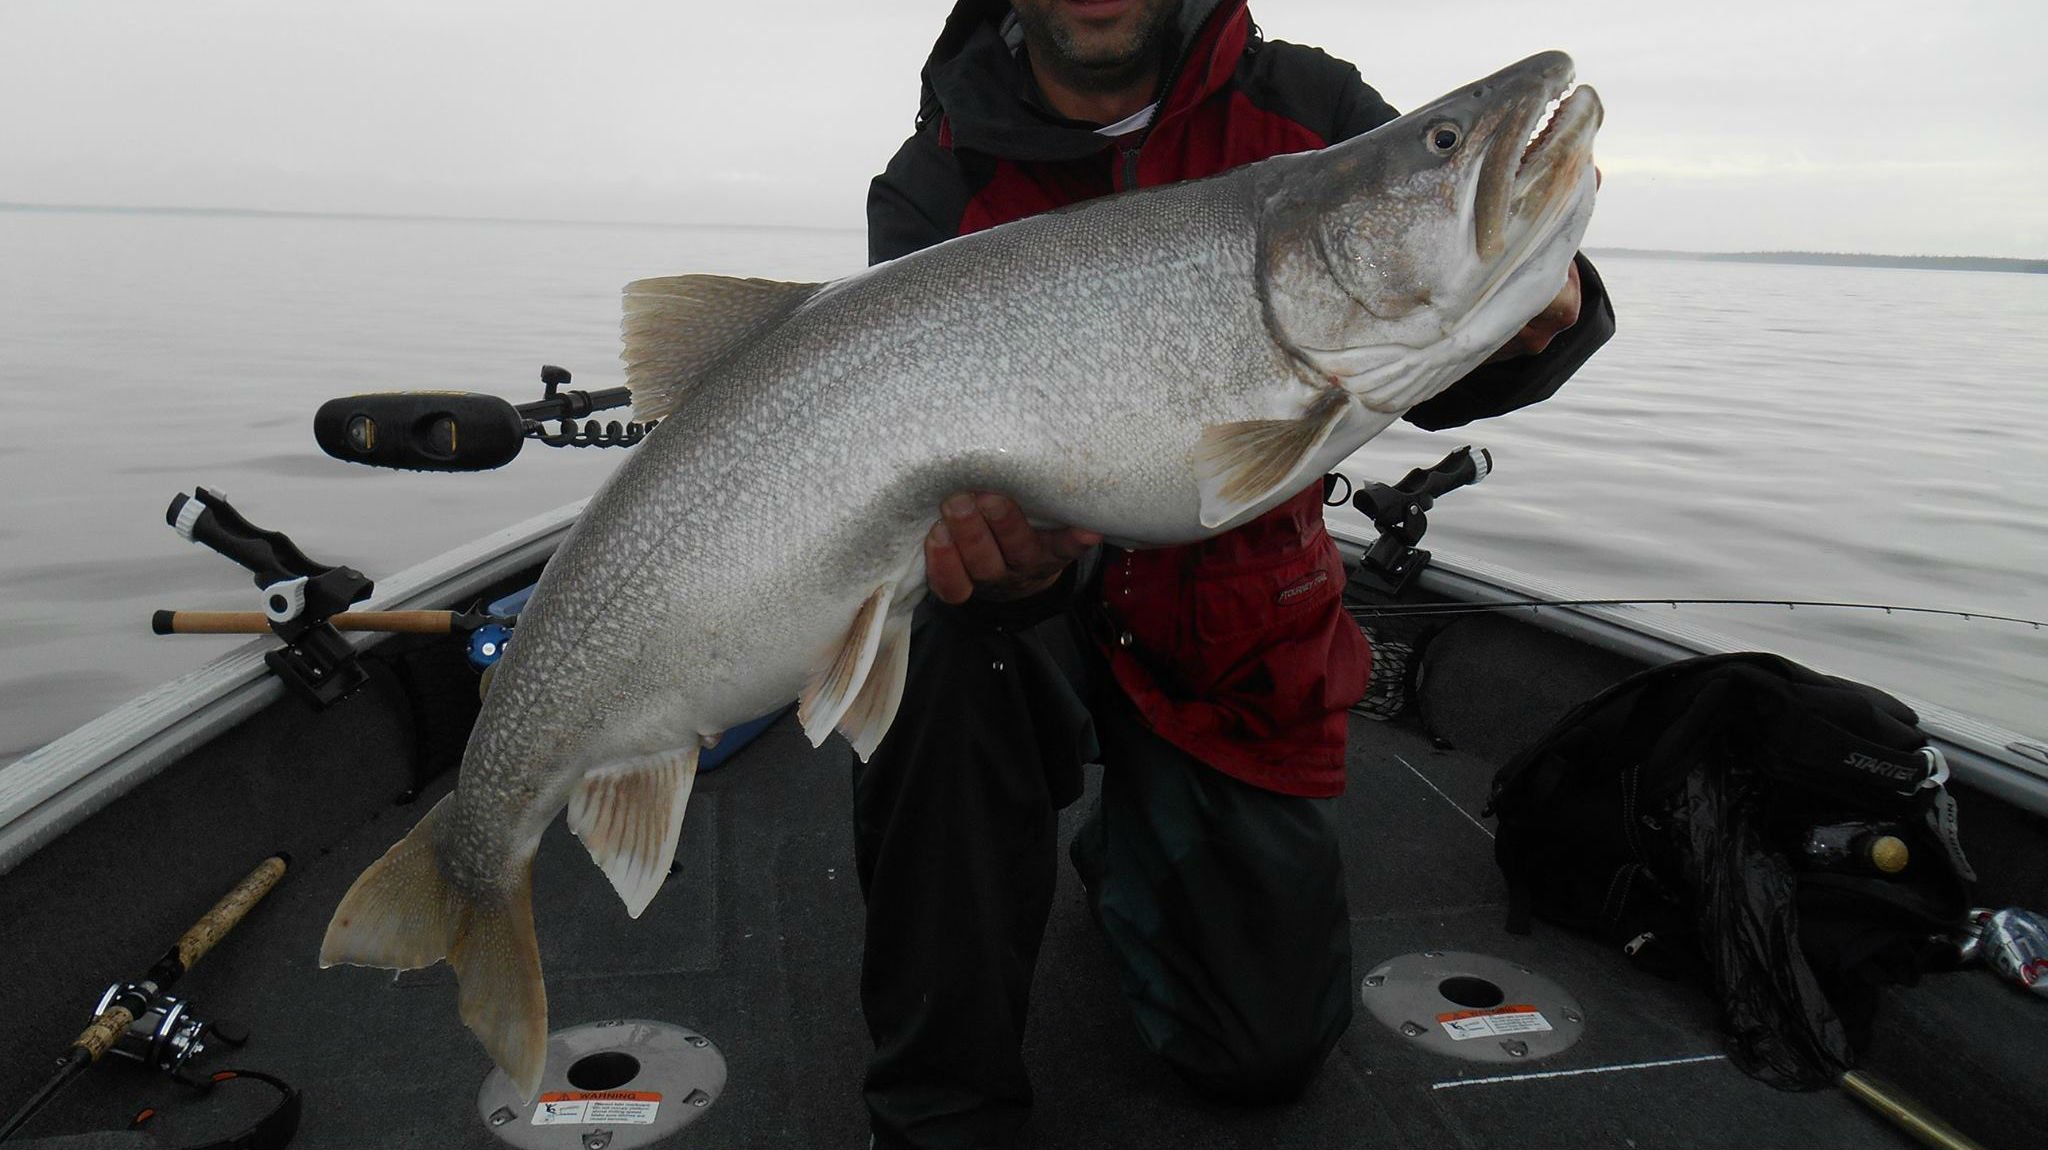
868, 0, 1615, 796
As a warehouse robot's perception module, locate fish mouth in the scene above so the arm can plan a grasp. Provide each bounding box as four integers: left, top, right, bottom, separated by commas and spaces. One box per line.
1474, 66, 1602, 262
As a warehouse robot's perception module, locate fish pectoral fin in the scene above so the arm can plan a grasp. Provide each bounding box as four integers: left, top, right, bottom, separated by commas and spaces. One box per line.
621, 275, 823, 421
838, 609, 913, 762
321, 795, 551, 1103
1192, 388, 1353, 529
567, 745, 701, 919
798, 583, 892, 749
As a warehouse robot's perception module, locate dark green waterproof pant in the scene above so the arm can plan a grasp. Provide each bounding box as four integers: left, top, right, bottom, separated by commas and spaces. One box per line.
851, 601, 1354, 1149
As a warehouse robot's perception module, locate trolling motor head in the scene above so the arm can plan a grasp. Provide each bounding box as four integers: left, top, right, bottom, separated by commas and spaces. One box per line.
314, 365, 654, 471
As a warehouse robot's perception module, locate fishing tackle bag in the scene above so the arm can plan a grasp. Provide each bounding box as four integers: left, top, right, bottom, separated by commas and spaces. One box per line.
1486, 651, 1975, 1089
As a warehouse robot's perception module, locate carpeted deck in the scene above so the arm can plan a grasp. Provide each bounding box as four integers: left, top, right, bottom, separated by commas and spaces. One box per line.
5, 673, 1952, 1148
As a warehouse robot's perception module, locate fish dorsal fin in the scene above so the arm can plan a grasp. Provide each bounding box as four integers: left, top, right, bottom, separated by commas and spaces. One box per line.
567, 745, 701, 918
798, 583, 893, 749
621, 275, 822, 421
838, 610, 913, 762
1192, 388, 1359, 530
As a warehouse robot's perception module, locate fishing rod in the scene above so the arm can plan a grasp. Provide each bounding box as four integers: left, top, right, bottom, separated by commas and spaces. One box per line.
0, 854, 289, 1143
1348, 598, 2047, 630
1331, 447, 2043, 633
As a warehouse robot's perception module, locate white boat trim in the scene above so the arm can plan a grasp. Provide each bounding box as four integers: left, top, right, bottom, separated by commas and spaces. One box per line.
0, 500, 588, 876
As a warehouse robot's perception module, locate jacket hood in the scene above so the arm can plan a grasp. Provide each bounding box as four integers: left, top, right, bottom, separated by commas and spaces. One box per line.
917, 0, 1249, 161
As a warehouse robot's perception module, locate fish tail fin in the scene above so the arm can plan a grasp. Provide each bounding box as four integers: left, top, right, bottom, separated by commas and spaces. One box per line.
319, 796, 462, 971
450, 872, 549, 1102
320, 796, 550, 1101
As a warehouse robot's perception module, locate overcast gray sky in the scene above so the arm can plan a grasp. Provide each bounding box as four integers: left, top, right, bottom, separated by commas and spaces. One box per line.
3, 1, 2043, 256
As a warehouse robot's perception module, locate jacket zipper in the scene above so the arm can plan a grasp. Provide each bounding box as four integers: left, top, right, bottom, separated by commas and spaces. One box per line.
1112, 9, 1207, 191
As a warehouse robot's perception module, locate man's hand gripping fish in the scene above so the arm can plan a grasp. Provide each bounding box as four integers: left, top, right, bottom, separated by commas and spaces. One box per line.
320, 52, 1603, 1100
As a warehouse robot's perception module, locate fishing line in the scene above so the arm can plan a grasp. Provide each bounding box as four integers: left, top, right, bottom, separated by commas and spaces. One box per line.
1347, 598, 2047, 630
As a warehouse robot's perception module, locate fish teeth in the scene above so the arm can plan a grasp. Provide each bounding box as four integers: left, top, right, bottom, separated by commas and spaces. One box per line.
1526, 84, 1577, 153
1517, 82, 1579, 178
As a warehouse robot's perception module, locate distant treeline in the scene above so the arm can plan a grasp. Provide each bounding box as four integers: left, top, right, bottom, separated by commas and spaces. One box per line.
1590, 248, 2048, 275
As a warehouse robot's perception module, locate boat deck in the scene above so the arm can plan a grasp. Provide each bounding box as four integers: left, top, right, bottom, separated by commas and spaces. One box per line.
12, 649, 2008, 1148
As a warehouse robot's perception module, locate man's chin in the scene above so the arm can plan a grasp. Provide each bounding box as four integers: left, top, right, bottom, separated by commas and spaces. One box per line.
1017, 0, 1176, 85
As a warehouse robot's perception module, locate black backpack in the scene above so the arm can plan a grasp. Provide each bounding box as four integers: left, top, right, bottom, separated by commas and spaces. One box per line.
1486, 652, 1975, 1089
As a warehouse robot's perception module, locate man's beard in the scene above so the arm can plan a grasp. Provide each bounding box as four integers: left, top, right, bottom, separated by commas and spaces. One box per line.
1012, 0, 1183, 96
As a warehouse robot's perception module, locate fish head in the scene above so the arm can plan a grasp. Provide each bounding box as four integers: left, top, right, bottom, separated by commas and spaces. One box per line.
1257, 51, 1602, 405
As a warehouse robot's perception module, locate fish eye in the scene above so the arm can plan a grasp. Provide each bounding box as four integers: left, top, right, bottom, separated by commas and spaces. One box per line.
1428, 123, 1461, 153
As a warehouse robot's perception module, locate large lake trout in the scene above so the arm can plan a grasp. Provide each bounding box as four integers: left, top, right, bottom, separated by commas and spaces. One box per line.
322, 51, 1602, 1099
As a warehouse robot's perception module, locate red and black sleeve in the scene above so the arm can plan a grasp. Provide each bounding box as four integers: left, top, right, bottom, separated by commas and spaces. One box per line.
867, 127, 986, 266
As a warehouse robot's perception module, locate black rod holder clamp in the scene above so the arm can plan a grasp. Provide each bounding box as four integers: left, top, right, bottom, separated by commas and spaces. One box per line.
1350, 446, 1492, 596
166, 488, 373, 707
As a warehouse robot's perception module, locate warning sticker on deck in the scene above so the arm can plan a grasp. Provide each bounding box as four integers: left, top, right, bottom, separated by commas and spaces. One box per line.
531, 1091, 663, 1125
1436, 1005, 1554, 1041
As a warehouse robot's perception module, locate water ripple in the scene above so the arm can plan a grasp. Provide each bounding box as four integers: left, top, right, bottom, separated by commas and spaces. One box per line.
4, 215, 2045, 749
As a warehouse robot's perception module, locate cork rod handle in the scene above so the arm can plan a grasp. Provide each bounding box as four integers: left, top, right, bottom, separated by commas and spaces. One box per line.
153, 610, 457, 635
175, 855, 289, 969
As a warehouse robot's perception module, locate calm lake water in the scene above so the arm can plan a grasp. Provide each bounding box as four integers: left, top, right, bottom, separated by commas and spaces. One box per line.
2, 206, 2044, 760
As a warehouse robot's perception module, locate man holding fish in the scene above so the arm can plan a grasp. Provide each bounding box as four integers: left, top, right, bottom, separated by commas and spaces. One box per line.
322, 0, 1609, 1134
854, 1, 1614, 1146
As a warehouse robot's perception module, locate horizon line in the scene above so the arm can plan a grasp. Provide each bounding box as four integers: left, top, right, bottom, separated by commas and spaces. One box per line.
0, 199, 865, 237
1597, 242, 2048, 268
3, 201, 2041, 264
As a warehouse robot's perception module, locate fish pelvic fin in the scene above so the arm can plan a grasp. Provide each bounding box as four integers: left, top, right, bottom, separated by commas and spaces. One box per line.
567, 745, 701, 919
621, 275, 822, 421
1192, 387, 1354, 529
839, 609, 913, 762
319, 795, 550, 1102
798, 583, 891, 749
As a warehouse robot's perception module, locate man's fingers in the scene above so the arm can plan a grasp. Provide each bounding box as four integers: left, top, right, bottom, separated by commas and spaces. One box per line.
1513, 262, 1584, 356
925, 523, 973, 605
1484, 260, 1583, 363
942, 493, 1009, 583
977, 493, 1047, 571
1531, 261, 1581, 331
1553, 260, 1582, 326
926, 491, 1097, 603
1044, 526, 1103, 562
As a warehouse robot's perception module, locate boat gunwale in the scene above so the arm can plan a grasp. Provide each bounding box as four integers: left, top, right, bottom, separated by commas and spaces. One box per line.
0, 499, 589, 876
2, 504, 2037, 878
